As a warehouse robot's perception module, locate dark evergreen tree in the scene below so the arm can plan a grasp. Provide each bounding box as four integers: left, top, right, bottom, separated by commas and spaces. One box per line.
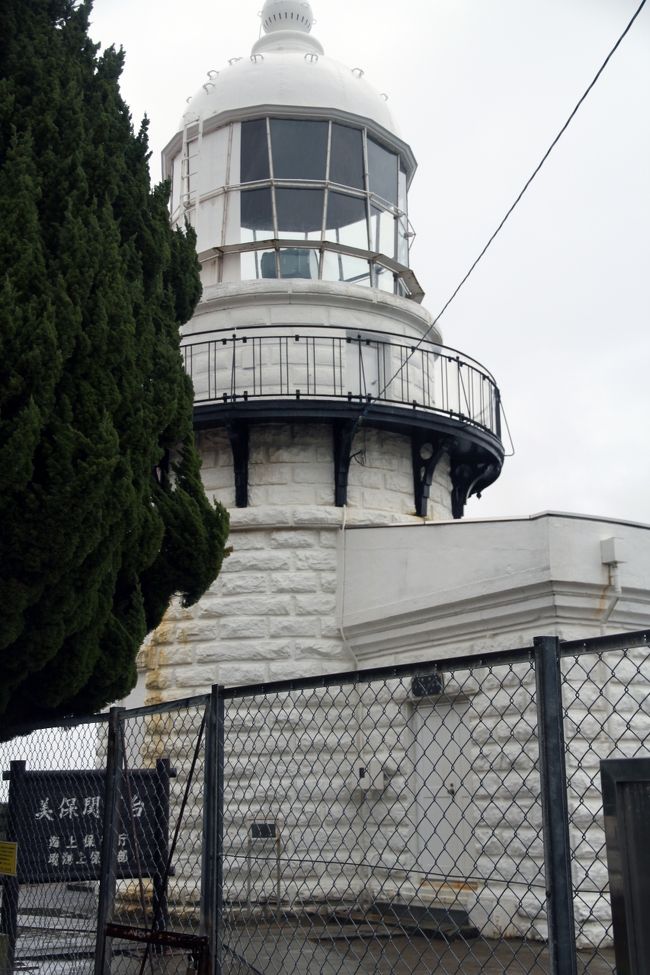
0, 0, 229, 728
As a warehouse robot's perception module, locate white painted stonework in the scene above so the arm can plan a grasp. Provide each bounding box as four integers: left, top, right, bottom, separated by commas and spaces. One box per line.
341, 512, 650, 661
144, 424, 453, 699
185, 280, 442, 344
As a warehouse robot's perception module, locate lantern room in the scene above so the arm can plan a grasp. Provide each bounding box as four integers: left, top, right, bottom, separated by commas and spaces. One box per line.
164, 0, 422, 299
161, 0, 505, 520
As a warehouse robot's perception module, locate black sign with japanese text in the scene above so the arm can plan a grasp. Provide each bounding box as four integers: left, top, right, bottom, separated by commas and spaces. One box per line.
6, 762, 171, 884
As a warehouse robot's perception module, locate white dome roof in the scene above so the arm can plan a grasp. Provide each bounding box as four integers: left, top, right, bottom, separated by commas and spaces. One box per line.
179, 6, 398, 137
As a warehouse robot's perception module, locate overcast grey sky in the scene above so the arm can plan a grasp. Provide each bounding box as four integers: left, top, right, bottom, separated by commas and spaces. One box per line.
88, 0, 650, 525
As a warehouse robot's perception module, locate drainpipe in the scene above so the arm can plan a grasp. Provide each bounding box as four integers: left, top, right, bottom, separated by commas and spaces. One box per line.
337, 504, 357, 666
337, 507, 376, 906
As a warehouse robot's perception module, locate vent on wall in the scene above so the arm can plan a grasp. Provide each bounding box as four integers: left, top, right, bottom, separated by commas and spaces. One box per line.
262, 1, 314, 34
264, 13, 312, 28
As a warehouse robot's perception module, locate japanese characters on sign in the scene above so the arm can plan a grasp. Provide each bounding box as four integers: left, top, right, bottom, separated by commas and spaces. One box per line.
46, 830, 101, 869
5, 765, 170, 885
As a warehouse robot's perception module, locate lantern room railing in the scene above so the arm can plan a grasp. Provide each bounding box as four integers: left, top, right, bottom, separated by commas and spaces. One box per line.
180, 324, 502, 442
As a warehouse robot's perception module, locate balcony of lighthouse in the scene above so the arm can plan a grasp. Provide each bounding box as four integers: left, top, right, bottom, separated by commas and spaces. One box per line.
162, 26, 506, 518
181, 323, 503, 518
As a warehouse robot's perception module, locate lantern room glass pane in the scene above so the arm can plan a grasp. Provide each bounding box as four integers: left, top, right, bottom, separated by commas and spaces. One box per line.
240, 187, 274, 241
275, 188, 324, 238
186, 138, 199, 195
325, 192, 368, 249
374, 263, 395, 293
240, 119, 270, 183
322, 251, 371, 287
398, 215, 409, 265
271, 119, 328, 180
258, 251, 279, 278
241, 249, 277, 280
330, 124, 364, 189
398, 165, 407, 213
371, 205, 396, 259
367, 137, 398, 205
272, 248, 320, 279
241, 250, 258, 280
396, 277, 411, 298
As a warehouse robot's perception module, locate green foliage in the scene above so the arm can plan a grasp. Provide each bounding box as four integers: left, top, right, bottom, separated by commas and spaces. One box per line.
0, 0, 229, 728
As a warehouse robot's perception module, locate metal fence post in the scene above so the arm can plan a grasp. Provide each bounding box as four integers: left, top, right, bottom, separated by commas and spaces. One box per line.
152, 757, 173, 941
1, 760, 25, 975
215, 687, 225, 975
534, 636, 577, 975
94, 707, 125, 975
201, 685, 225, 975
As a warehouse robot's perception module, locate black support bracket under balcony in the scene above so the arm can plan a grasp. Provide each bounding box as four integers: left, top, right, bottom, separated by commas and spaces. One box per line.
450, 453, 501, 520
195, 396, 503, 517
226, 421, 249, 508
333, 420, 357, 507
411, 433, 448, 518
450, 459, 474, 520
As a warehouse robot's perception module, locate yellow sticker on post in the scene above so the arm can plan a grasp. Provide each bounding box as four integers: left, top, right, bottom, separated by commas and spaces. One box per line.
0, 842, 17, 877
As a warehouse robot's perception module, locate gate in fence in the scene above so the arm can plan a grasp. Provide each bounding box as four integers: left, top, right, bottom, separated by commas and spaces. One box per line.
0, 630, 648, 975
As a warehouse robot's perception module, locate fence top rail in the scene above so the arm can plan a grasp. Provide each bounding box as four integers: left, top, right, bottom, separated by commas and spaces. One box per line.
0, 709, 109, 742
560, 628, 650, 657
120, 694, 211, 721
220, 644, 536, 701
205, 629, 649, 703
1, 632, 647, 738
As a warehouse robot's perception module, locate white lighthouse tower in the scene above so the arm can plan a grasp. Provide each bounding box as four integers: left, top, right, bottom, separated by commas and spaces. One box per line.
144, 0, 504, 697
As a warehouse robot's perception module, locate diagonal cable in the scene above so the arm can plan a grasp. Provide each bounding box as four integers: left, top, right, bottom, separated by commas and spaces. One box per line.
353, 0, 647, 439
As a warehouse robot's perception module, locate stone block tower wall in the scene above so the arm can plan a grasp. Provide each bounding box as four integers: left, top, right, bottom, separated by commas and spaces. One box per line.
144, 424, 453, 698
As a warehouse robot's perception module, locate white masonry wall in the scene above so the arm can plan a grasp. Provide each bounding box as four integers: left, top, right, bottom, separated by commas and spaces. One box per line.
199, 424, 451, 518
143, 423, 452, 699
333, 514, 650, 946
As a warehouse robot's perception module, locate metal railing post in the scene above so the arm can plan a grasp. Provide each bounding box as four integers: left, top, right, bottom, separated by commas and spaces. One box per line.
534, 636, 577, 975
94, 707, 125, 975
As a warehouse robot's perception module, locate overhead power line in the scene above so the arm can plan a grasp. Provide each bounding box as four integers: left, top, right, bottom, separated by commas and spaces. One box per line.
356, 0, 647, 439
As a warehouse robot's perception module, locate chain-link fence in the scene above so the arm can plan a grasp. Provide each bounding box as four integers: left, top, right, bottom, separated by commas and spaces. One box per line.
0, 630, 648, 975
0, 699, 213, 975
102, 698, 212, 975
561, 635, 650, 972
0, 718, 106, 973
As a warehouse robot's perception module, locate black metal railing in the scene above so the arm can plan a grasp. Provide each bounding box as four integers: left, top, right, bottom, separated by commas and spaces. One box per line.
181, 325, 502, 440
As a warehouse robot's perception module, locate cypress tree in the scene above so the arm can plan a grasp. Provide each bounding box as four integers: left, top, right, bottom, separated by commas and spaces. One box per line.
0, 0, 229, 728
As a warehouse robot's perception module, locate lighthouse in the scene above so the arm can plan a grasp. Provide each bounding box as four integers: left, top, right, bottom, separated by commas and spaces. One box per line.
144, 0, 504, 696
